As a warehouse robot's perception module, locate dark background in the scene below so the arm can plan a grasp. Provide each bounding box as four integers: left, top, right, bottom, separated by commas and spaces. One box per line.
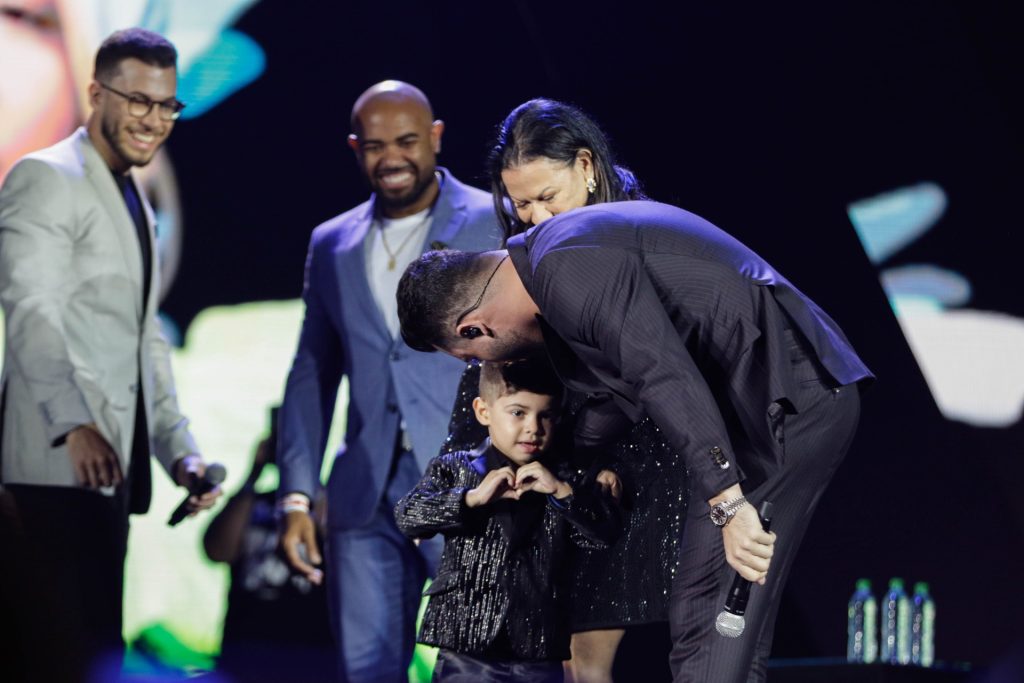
162, 0, 1023, 673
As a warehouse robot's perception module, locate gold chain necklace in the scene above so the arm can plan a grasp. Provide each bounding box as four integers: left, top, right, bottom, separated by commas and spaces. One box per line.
379, 212, 431, 271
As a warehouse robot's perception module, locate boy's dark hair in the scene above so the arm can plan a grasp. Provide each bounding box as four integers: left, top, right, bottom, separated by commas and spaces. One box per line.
478, 356, 563, 404
94, 28, 177, 81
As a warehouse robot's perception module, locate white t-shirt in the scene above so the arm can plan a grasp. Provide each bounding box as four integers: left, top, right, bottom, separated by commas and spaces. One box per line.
366, 208, 432, 338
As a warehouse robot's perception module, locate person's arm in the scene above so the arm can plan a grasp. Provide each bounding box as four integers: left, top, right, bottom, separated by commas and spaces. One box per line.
538, 248, 773, 581
277, 230, 345, 583
396, 453, 507, 538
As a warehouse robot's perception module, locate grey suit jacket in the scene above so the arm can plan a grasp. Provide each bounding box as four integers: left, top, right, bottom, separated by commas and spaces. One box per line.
0, 128, 198, 489
277, 169, 501, 530
507, 201, 873, 502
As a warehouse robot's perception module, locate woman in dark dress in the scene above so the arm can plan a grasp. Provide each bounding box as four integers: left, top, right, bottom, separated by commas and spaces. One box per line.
442, 99, 689, 683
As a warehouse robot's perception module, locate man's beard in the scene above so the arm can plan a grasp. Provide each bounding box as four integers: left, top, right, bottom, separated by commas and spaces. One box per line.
102, 117, 156, 168
373, 165, 435, 212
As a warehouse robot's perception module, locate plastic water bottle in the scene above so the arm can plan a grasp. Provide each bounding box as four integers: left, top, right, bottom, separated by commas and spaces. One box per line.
881, 577, 911, 664
847, 579, 878, 663
911, 582, 935, 667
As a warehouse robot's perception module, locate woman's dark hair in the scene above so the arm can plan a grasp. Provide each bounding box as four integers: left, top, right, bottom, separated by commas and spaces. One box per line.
487, 98, 645, 241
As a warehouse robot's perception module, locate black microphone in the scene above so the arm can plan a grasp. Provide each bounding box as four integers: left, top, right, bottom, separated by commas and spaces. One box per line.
715, 500, 773, 638
167, 463, 226, 527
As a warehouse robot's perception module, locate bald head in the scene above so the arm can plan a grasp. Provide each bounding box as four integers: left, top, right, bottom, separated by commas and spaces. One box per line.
350, 80, 434, 135
346, 80, 445, 218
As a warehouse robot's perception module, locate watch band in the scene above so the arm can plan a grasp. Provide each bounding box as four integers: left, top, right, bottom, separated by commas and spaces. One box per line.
709, 495, 748, 526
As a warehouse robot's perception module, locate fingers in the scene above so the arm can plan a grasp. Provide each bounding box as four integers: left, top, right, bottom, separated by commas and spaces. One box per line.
281, 513, 322, 584
79, 458, 99, 489
724, 526, 777, 584
81, 449, 122, 489
301, 523, 322, 565
596, 470, 623, 500
514, 462, 544, 488
187, 485, 223, 515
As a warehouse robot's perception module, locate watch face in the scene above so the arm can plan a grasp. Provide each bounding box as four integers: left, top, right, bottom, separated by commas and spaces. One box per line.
710, 505, 729, 526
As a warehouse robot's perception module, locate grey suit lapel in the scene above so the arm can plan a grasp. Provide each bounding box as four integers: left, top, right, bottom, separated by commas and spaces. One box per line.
78, 131, 144, 321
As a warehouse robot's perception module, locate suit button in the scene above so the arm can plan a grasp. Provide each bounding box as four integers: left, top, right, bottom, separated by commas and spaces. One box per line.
710, 446, 730, 469
387, 403, 398, 413
390, 352, 401, 361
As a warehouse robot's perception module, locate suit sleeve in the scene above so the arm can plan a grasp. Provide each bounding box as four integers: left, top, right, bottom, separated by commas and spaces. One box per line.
276, 231, 345, 501
394, 453, 484, 538
143, 305, 200, 474
0, 159, 95, 444
535, 246, 740, 502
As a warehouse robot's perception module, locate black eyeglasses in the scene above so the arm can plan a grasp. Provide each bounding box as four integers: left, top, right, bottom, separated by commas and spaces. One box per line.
456, 254, 509, 338
98, 82, 186, 121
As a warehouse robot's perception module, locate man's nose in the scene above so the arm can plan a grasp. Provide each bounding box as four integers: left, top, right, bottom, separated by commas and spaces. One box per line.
140, 104, 164, 128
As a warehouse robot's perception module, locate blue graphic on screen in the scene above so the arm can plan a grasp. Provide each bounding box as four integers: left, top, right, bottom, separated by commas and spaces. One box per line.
849, 183, 1024, 428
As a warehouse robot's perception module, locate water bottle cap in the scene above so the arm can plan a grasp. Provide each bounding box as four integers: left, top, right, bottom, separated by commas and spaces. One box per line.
913, 582, 929, 594
888, 577, 904, 589
855, 578, 871, 590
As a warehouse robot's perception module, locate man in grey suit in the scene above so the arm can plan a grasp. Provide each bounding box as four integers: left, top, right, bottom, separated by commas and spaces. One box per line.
396, 200, 873, 682
0, 29, 221, 682
276, 81, 500, 682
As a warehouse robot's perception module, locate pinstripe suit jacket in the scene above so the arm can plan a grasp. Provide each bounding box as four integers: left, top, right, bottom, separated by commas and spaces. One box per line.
506, 201, 873, 502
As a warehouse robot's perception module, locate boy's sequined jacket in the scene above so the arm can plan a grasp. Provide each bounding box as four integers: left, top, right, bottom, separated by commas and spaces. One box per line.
395, 440, 621, 661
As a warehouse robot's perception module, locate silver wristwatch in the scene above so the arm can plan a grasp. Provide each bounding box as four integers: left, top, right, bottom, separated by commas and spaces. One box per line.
709, 495, 747, 527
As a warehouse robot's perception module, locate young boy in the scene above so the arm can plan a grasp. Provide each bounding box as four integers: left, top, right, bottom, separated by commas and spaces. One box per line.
396, 357, 621, 682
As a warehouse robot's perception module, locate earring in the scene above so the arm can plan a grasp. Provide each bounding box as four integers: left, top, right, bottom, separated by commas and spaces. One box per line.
586, 177, 597, 194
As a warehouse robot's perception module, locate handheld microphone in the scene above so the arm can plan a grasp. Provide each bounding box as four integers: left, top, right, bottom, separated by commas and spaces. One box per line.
715, 500, 773, 638
167, 463, 226, 527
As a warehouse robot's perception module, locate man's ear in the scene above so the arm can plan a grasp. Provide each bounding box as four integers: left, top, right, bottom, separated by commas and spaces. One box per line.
347, 133, 360, 154
456, 310, 490, 342
456, 323, 486, 341
88, 81, 102, 109
431, 119, 444, 154
472, 396, 490, 425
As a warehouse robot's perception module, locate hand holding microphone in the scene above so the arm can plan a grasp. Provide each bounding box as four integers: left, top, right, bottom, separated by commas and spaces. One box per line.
168, 458, 226, 527
716, 500, 774, 638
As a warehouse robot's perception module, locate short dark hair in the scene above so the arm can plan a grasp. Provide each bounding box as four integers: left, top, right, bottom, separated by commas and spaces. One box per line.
397, 250, 489, 352
478, 357, 563, 404
488, 98, 646, 241
94, 28, 177, 81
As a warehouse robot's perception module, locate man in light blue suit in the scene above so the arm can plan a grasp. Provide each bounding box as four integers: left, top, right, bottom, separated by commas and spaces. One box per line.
277, 81, 501, 682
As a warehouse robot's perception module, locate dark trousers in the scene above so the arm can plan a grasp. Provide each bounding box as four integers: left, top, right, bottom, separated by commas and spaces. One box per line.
669, 349, 862, 682
432, 649, 563, 683
0, 484, 130, 683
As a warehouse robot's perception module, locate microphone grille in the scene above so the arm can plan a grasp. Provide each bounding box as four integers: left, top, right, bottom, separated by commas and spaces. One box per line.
205, 463, 227, 485
715, 610, 745, 638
